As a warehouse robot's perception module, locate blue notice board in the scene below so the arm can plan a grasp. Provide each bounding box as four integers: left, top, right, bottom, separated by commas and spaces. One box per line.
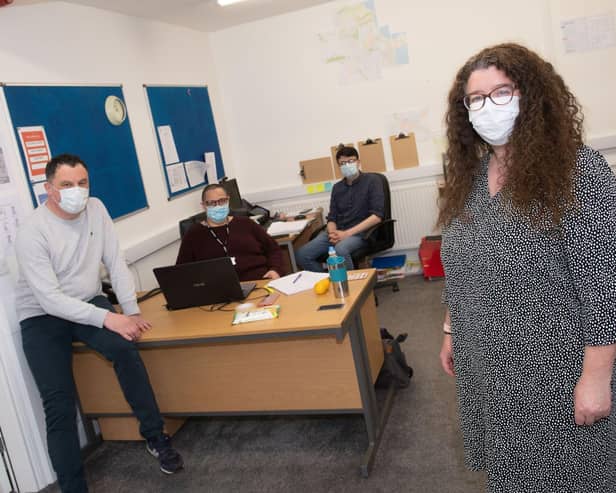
3, 85, 148, 220
145, 85, 225, 198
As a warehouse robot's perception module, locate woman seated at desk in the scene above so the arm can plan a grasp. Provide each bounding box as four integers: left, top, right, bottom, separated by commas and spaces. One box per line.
176, 183, 283, 281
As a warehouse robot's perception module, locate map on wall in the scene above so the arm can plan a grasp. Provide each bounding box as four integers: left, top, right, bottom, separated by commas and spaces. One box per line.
318, 0, 409, 84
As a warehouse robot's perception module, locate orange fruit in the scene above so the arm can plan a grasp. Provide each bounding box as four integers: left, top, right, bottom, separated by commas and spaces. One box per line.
313, 278, 330, 295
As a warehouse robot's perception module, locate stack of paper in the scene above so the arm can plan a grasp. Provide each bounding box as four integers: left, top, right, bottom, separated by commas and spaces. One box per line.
267, 219, 309, 237
267, 271, 329, 295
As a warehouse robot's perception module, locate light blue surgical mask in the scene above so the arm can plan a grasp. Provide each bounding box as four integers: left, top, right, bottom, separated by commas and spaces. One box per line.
56, 186, 89, 215
340, 162, 359, 178
207, 204, 229, 224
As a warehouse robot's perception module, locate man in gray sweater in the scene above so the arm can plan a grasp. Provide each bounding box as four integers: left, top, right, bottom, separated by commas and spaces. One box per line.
15, 154, 183, 492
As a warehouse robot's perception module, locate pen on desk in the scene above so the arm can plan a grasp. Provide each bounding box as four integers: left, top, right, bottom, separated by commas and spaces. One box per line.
292, 273, 303, 284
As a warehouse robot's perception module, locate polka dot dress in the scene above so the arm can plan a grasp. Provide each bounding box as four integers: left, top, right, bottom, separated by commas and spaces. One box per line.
441, 146, 616, 492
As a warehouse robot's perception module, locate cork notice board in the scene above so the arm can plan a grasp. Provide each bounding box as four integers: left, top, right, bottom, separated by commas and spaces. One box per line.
357, 138, 386, 173
390, 133, 419, 169
330, 143, 354, 180
299, 156, 334, 184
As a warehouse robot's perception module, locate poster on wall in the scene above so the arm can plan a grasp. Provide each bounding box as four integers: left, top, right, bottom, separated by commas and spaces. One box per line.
0, 201, 19, 258
17, 126, 51, 182
0, 147, 9, 185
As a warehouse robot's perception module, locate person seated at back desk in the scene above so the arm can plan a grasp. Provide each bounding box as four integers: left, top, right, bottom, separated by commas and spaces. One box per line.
296, 146, 385, 272
176, 183, 283, 281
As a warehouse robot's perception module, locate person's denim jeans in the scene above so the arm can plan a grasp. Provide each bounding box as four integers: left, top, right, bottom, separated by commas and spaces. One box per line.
296, 230, 368, 272
20, 295, 164, 493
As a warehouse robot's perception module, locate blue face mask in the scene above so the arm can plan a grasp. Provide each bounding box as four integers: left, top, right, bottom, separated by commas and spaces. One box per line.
340, 162, 359, 178
207, 204, 229, 223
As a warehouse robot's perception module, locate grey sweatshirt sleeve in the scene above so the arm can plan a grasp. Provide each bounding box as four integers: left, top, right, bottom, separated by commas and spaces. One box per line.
99, 204, 139, 316
15, 226, 109, 327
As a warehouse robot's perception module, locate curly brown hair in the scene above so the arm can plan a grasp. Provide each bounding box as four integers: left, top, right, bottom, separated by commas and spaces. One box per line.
437, 43, 584, 228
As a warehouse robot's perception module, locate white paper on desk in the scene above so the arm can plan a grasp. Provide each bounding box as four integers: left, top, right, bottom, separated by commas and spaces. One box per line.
267, 219, 309, 237
267, 270, 329, 295
185, 160, 206, 187
157, 125, 180, 165
204, 152, 217, 184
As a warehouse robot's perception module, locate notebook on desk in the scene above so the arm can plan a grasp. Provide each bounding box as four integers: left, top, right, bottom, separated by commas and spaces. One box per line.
153, 257, 256, 310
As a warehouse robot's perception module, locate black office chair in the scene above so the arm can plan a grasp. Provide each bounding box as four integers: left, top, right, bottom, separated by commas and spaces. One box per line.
179, 211, 207, 239
309, 172, 399, 292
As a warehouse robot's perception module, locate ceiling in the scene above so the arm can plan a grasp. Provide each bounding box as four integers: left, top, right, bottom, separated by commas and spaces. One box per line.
10, 0, 333, 32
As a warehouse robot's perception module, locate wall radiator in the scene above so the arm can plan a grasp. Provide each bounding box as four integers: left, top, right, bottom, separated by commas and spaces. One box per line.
254, 180, 441, 252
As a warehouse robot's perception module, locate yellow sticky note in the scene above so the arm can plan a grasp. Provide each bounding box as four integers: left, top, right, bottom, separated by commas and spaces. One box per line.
315, 183, 325, 193
306, 184, 316, 194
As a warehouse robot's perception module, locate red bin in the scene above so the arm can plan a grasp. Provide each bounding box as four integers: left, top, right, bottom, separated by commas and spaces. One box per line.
418, 235, 445, 280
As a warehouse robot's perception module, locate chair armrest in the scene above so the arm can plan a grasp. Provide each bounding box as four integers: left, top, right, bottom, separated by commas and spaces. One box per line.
361, 218, 396, 241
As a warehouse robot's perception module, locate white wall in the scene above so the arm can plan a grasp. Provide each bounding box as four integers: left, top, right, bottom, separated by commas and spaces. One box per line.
208, 0, 546, 193
210, 0, 615, 194
0, 2, 226, 489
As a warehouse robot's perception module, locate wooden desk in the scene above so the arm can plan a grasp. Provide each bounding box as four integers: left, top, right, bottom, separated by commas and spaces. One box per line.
274, 209, 324, 274
72, 270, 392, 477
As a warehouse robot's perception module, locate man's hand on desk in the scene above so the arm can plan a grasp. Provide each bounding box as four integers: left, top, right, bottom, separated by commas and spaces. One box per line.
263, 270, 281, 280
104, 312, 152, 342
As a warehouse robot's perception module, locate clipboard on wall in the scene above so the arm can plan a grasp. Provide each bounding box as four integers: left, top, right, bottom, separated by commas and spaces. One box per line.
330, 142, 354, 180
299, 156, 334, 184
357, 138, 386, 173
390, 133, 419, 169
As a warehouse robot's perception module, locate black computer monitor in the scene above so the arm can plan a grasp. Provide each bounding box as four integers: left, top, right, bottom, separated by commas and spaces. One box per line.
221, 178, 243, 210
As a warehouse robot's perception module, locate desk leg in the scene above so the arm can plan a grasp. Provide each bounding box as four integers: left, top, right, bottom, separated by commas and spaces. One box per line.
349, 313, 396, 478
287, 243, 298, 272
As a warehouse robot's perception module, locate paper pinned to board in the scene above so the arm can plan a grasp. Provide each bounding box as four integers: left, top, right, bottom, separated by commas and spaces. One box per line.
204, 152, 217, 184
185, 160, 206, 187
166, 163, 189, 193
157, 125, 180, 164
267, 270, 328, 295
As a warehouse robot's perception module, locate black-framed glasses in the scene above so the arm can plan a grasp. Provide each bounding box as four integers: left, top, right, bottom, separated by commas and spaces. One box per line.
463, 84, 516, 111
338, 158, 358, 166
204, 197, 229, 207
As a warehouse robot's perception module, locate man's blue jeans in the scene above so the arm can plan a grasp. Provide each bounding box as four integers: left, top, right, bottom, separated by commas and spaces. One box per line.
296, 230, 368, 272
20, 295, 164, 493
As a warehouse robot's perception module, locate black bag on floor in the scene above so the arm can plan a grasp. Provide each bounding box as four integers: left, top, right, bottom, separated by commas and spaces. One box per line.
375, 328, 413, 389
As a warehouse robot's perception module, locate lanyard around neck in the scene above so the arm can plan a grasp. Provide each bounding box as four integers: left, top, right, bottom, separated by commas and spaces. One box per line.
207, 222, 230, 256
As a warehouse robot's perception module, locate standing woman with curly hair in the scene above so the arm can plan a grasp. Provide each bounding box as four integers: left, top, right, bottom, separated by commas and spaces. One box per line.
438, 43, 616, 492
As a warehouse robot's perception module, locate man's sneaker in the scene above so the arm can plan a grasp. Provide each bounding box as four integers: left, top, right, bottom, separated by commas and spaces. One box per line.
146, 434, 184, 474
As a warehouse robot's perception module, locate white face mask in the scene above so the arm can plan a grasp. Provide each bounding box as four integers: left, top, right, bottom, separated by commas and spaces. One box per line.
57, 186, 89, 215
469, 95, 520, 146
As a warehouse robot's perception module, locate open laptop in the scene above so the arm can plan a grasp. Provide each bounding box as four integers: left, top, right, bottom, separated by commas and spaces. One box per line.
153, 257, 256, 310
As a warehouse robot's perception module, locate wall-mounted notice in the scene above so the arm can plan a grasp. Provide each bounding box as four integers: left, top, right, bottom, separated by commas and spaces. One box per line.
32, 182, 48, 206
561, 12, 616, 53
17, 126, 51, 181
185, 160, 206, 188
157, 125, 180, 165
0, 201, 19, 256
205, 152, 218, 184
0, 147, 9, 185
165, 163, 189, 194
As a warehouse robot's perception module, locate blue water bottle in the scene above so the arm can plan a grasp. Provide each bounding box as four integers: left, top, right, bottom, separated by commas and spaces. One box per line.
326, 246, 349, 298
